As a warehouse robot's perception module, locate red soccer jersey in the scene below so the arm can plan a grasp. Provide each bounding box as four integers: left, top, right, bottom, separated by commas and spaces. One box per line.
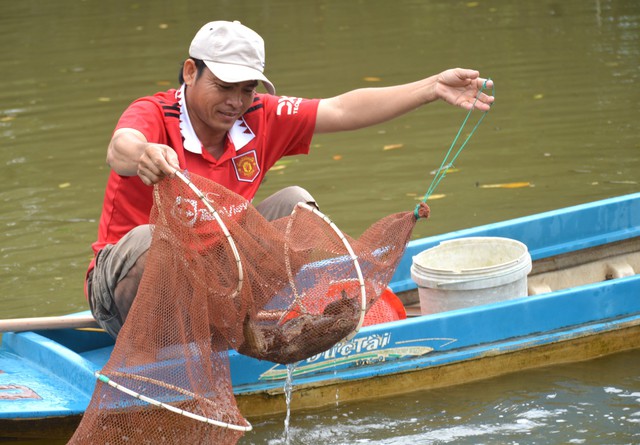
91, 89, 319, 258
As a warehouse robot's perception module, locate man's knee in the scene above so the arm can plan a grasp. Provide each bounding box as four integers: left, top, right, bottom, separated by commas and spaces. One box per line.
256, 186, 317, 221
113, 249, 148, 324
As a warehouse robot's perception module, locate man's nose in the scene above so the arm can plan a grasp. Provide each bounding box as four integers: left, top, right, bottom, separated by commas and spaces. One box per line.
225, 89, 243, 107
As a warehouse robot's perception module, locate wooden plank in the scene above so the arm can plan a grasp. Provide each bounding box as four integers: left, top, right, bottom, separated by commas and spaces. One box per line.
0, 314, 98, 333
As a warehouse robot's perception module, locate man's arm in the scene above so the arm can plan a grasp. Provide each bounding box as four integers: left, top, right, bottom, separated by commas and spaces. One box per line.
106, 128, 180, 185
315, 68, 493, 134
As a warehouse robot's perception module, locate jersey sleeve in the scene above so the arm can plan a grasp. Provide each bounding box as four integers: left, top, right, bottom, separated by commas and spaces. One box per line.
261, 95, 320, 157
114, 97, 167, 144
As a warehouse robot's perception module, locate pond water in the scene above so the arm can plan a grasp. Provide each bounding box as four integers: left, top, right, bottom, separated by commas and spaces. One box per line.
1, 0, 638, 443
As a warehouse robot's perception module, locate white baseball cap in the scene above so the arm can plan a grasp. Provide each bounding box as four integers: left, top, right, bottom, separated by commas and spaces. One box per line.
189, 20, 275, 95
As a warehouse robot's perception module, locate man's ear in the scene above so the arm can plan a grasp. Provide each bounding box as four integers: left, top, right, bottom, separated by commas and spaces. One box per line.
182, 59, 197, 86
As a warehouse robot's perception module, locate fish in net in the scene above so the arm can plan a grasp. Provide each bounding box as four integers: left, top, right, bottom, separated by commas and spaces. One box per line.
68, 171, 429, 444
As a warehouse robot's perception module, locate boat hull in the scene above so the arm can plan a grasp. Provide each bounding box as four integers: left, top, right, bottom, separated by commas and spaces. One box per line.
1, 192, 639, 439
231, 274, 640, 416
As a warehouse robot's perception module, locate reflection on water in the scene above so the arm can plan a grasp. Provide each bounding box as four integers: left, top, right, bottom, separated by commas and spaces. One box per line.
1, 0, 639, 443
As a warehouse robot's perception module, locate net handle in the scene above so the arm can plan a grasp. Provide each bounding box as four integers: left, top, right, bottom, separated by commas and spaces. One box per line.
289, 203, 367, 339
94, 371, 252, 432
173, 170, 244, 298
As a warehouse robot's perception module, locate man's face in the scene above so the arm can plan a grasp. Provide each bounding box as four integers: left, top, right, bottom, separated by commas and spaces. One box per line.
186, 65, 257, 136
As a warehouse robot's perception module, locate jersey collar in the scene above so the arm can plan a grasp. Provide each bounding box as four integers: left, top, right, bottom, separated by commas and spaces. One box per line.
177, 84, 255, 155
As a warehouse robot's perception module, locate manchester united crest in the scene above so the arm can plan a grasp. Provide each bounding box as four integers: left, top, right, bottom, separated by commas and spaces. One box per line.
232, 150, 260, 182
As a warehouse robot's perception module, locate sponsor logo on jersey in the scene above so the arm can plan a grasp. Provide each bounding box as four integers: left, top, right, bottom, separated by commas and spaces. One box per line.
276, 96, 303, 115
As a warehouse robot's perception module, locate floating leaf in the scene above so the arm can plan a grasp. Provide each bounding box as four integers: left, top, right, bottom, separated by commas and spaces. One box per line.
467, 2, 479, 7
363, 76, 382, 82
0, 116, 15, 122
533, 94, 544, 100
156, 80, 171, 86
479, 182, 532, 189
270, 165, 286, 171
430, 165, 459, 175
383, 143, 403, 151
58, 182, 71, 189
332, 155, 343, 161
98, 97, 111, 102
159, 23, 169, 29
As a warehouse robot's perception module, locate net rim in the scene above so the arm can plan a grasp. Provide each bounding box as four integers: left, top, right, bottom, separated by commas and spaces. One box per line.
173, 170, 244, 299
290, 202, 367, 339
94, 371, 252, 432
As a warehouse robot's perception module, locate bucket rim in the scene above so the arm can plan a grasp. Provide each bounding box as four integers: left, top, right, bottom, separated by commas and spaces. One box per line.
412, 254, 528, 275
410, 257, 532, 290
411, 236, 530, 274
410, 236, 533, 291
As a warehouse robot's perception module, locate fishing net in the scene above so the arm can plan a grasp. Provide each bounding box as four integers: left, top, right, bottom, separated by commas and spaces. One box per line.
68, 171, 428, 445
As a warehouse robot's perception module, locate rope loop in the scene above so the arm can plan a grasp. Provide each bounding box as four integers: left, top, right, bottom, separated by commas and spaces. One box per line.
414, 78, 494, 220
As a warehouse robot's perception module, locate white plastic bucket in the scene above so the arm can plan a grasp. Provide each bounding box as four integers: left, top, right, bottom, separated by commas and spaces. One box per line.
410, 237, 532, 315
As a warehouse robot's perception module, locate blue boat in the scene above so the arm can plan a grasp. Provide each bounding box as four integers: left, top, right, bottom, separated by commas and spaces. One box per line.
1, 193, 639, 440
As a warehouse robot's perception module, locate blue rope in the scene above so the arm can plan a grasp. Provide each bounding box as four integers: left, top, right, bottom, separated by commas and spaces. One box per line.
414, 79, 494, 219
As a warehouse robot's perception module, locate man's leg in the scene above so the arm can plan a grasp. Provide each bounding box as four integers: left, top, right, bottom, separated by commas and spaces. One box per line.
254, 186, 317, 221
86, 225, 152, 338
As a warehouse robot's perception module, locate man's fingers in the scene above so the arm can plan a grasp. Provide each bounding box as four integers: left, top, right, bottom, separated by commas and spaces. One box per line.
139, 145, 180, 182
137, 146, 169, 185
476, 77, 493, 89
137, 163, 163, 185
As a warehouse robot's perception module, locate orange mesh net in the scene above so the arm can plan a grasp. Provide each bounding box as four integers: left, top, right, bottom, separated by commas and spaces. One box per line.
69, 171, 426, 444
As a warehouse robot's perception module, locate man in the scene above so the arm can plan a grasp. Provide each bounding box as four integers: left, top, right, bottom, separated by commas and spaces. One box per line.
87, 20, 494, 338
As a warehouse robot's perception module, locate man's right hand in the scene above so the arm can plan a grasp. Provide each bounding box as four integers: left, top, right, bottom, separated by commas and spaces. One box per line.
136, 143, 180, 186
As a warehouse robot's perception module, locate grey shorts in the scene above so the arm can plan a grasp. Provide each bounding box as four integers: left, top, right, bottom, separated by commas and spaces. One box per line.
87, 186, 316, 338
87, 225, 152, 338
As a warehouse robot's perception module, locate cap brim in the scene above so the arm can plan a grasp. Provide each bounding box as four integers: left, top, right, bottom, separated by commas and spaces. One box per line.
203, 60, 275, 95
